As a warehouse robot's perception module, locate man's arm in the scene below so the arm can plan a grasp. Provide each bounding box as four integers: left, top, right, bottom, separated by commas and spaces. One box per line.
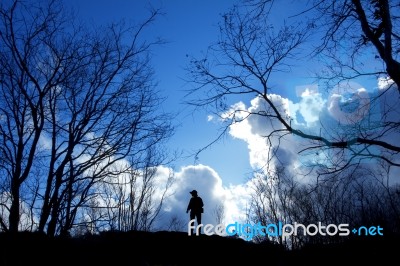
186, 199, 192, 213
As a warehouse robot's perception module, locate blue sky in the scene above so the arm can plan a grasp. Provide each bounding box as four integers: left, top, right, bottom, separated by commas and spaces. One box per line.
65, 0, 399, 229
68, 0, 255, 186
67, 0, 323, 186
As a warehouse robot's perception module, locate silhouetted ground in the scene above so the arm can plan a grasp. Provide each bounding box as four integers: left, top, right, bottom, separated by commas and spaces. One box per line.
0, 230, 397, 266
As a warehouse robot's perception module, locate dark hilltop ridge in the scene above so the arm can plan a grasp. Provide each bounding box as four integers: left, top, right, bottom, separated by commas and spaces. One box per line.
0, 230, 397, 266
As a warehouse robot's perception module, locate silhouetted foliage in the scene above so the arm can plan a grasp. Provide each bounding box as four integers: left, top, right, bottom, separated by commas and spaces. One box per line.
247, 164, 400, 249
186, 0, 400, 173
0, 0, 173, 235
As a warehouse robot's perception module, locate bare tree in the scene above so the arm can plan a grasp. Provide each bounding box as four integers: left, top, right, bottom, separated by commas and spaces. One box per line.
307, 0, 400, 87
213, 203, 225, 225
93, 149, 174, 233
248, 163, 400, 249
166, 214, 186, 232
248, 166, 298, 247
185, 0, 400, 174
0, 0, 173, 235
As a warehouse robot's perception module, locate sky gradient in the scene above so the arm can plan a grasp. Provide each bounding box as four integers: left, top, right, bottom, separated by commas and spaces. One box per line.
68, 0, 253, 186
66, 0, 399, 230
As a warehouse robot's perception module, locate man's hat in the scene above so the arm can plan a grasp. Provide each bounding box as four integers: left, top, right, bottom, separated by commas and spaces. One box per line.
190, 190, 198, 195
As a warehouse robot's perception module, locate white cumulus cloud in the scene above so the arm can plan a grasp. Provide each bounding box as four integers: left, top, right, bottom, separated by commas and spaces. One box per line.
154, 164, 251, 232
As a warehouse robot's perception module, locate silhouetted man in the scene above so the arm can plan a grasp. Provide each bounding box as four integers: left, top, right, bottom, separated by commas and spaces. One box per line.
186, 190, 204, 235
